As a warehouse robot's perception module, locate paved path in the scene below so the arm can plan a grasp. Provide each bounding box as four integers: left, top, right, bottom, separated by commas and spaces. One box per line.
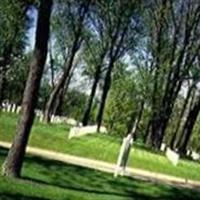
0, 141, 200, 190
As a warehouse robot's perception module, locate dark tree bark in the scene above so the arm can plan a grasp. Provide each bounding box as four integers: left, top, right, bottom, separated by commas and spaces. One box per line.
126, 101, 144, 136
144, 2, 199, 149
82, 54, 106, 126
144, 119, 152, 144
52, 63, 75, 116
96, 60, 114, 132
49, 38, 55, 89
96, 24, 129, 132
146, 0, 200, 149
2, 0, 52, 178
170, 83, 195, 149
126, 111, 136, 135
133, 101, 144, 140
43, 37, 81, 123
177, 95, 200, 154
82, 68, 100, 126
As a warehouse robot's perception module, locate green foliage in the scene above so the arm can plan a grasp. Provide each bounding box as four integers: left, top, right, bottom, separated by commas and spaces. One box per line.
62, 89, 88, 121
5, 53, 31, 104
190, 115, 200, 152
38, 78, 52, 111
0, 0, 30, 57
104, 65, 136, 136
104, 62, 150, 137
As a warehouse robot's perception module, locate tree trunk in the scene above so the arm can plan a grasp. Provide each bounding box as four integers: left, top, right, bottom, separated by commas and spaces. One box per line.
2, 0, 52, 178
170, 83, 195, 149
127, 101, 144, 137
133, 101, 144, 140
126, 111, 136, 135
43, 45, 79, 122
49, 38, 55, 89
150, 79, 183, 149
53, 56, 78, 115
82, 64, 102, 126
177, 95, 200, 154
82, 48, 107, 126
43, 44, 79, 123
144, 119, 152, 144
43, 1, 90, 123
0, 67, 7, 107
96, 61, 114, 132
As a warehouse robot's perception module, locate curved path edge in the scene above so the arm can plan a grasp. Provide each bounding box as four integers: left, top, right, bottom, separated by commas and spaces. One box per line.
0, 141, 200, 190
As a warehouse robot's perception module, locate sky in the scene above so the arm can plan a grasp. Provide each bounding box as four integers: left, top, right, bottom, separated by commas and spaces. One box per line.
25, 7, 37, 52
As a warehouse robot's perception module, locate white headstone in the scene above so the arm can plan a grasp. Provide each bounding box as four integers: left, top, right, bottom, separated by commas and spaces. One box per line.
11, 104, 16, 113
160, 143, 166, 151
166, 148, 179, 166
191, 151, 200, 160
50, 115, 55, 123
186, 149, 191, 156
68, 125, 107, 139
2, 104, 6, 112
16, 106, 21, 114
7, 104, 12, 112
66, 118, 77, 126
39, 114, 43, 122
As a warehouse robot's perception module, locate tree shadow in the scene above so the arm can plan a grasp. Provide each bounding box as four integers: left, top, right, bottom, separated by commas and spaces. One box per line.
1, 147, 200, 200
0, 193, 50, 200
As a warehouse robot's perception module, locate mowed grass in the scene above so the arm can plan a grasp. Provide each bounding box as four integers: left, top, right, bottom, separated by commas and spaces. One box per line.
0, 112, 200, 181
1, 147, 200, 200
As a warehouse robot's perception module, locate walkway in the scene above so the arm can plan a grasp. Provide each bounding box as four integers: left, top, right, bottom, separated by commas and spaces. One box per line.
0, 141, 200, 190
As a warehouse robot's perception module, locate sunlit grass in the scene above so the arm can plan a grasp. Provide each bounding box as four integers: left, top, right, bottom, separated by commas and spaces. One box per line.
0, 112, 200, 181
0, 147, 200, 200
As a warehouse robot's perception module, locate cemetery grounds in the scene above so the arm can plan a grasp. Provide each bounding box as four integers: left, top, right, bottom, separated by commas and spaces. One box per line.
0, 112, 200, 199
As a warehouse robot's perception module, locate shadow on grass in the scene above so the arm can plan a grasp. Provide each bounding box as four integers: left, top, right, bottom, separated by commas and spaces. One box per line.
1, 147, 200, 200
0, 193, 50, 200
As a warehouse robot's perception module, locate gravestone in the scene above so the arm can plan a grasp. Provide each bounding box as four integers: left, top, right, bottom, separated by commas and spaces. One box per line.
166, 147, 179, 166
7, 104, 12, 112
66, 118, 77, 126
186, 149, 191, 156
191, 151, 200, 161
2, 103, 6, 112
16, 106, 21, 114
39, 114, 43, 122
160, 143, 166, 151
68, 125, 107, 139
114, 134, 133, 177
50, 115, 55, 123
11, 104, 17, 113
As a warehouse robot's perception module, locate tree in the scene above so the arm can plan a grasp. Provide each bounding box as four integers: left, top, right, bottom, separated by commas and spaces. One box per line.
104, 63, 145, 137
95, 0, 141, 131
169, 81, 196, 149
0, 0, 32, 106
5, 53, 31, 104
2, 0, 52, 177
177, 93, 200, 154
81, 38, 107, 126
145, 0, 200, 149
43, 0, 91, 123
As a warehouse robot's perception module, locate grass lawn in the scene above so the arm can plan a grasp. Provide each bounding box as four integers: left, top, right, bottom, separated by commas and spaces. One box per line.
1, 147, 200, 200
0, 112, 200, 181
